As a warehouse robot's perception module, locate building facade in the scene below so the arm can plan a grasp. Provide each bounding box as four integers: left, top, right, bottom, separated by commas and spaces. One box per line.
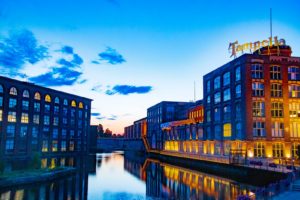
0, 76, 92, 163
203, 45, 300, 160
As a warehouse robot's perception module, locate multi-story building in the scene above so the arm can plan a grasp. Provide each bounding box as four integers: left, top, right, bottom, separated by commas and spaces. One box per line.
203, 45, 300, 160
147, 101, 195, 150
0, 76, 92, 166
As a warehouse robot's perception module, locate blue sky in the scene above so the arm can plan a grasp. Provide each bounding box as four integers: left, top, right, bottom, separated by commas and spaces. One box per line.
1, 0, 300, 133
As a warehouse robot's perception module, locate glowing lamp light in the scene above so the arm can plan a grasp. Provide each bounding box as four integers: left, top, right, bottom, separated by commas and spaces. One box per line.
286, 154, 291, 158
248, 151, 253, 158
268, 154, 272, 158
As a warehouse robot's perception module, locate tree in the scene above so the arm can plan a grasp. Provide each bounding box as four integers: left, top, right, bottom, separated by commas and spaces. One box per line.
97, 124, 104, 137
104, 128, 112, 137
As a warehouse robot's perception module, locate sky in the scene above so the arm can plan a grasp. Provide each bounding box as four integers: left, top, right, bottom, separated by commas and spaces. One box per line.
0, 0, 300, 133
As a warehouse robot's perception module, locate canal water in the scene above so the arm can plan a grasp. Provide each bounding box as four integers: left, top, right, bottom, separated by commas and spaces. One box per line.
0, 151, 288, 200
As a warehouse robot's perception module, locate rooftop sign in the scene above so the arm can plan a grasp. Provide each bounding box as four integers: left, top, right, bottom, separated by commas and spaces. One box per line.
229, 36, 286, 57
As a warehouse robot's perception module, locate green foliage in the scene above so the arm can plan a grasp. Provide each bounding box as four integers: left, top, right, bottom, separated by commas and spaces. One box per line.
30, 152, 41, 169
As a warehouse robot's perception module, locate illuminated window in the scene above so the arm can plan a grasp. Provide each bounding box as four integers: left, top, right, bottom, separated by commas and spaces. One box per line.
45, 94, 51, 102
206, 96, 211, 104
214, 107, 220, 122
223, 105, 231, 121
21, 113, 29, 123
252, 101, 265, 117
290, 122, 300, 138
271, 102, 283, 117
254, 142, 265, 157
215, 143, 221, 155
292, 143, 300, 159
53, 117, 59, 126
206, 80, 211, 93
0, 84, 3, 93
253, 121, 265, 137
6, 125, 15, 137
9, 87, 17, 95
20, 126, 28, 137
44, 104, 50, 113
0, 109, 2, 121
289, 102, 300, 118
223, 88, 231, 101
42, 140, 48, 152
69, 141, 75, 151
272, 122, 284, 137
8, 111, 17, 122
251, 64, 264, 79
272, 143, 284, 158
33, 115, 39, 124
63, 99, 68, 106
5, 139, 14, 151
235, 84, 241, 98
271, 83, 282, 97
214, 92, 221, 104
9, 98, 17, 108
44, 116, 50, 125
270, 66, 281, 80
34, 102, 40, 112
52, 140, 58, 152
223, 123, 231, 137
61, 141, 67, 151
22, 90, 29, 98
288, 66, 300, 81
34, 92, 41, 100
71, 100, 76, 107
252, 82, 264, 97
54, 97, 60, 104
214, 76, 220, 90
235, 66, 241, 81
22, 100, 29, 110
79, 102, 83, 109
289, 85, 300, 98
0, 96, 3, 107
223, 72, 230, 86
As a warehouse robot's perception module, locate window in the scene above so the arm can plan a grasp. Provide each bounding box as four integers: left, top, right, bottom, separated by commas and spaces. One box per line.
206, 80, 211, 93
223, 72, 230, 86
52, 141, 58, 152
9, 98, 17, 108
61, 141, 67, 151
44, 116, 50, 125
0, 109, 2, 121
32, 127, 39, 138
272, 143, 284, 158
251, 64, 264, 79
52, 129, 58, 138
272, 122, 284, 137
63, 108, 68, 116
42, 140, 48, 152
271, 84, 282, 97
0, 84, 3, 93
6, 125, 15, 137
79, 102, 83, 109
8, 111, 17, 122
22, 100, 29, 110
270, 66, 281, 80
214, 76, 220, 90
290, 122, 300, 138
292, 143, 300, 159
9, 87, 17, 95
34, 92, 41, 100
289, 102, 300, 118
69, 141, 75, 151
223, 88, 231, 101
214, 92, 221, 104
54, 97, 60, 104
45, 94, 51, 102
78, 110, 83, 119
206, 110, 211, 122
236, 122, 242, 138
70, 130, 75, 139
271, 102, 283, 117
0, 96, 3, 107
71, 100, 76, 107
223, 123, 231, 137
21, 113, 29, 123
63, 99, 68, 106
223, 105, 231, 121
254, 142, 265, 157
252, 102, 265, 117
252, 82, 264, 97
54, 106, 59, 115
23, 90, 29, 98
44, 104, 50, 113
63, 118, 68, 125
53, 117, 59, 126
253, 121, 266, 137
34, 102, 40, 112
235, 66, 241, 81
214, 107, 220, 122
288, 66, 300, 81
5, 139, 14, 151
235, 84, 241, 98
289, 85, 300, 98
214, 125, 221, 140
71, 109, 75, 118
33, 115, 39, 124
206, 96, 211, 104
62, 129, 67, 139
20, 126, 28, 137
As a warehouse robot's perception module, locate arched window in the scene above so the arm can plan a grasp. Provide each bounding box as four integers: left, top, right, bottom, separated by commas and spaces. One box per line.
23, 90, 30, 98
71, 100, 76, 107
63, 99, 68, 106
45, 94, 51, 103
0, 84, 3, 93
79, 102, 83, 109
34, 92, 41, 100
54, 97, 60, 104
9, 87, 18, 95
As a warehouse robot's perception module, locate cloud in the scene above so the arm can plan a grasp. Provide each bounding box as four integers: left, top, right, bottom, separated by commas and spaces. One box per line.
72, 54, 83, 65
93, 47, 126, 65
107, 115, 117, 120
91, 112, 101, 116
61, 45, 74, 54
91, 84, 102, 92
29, 66, 82, 86
0, 29, 48, 77
105, 85, 152, 95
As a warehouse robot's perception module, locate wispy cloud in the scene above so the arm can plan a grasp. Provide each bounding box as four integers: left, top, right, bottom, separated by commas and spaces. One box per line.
91, 112, 101, 116
92, 47, 126, 65
61, 45, 74, 54
0, 29, 48, 77
91, 84, 102, 92
107, 115, 117, 120
105, 85, 152, 95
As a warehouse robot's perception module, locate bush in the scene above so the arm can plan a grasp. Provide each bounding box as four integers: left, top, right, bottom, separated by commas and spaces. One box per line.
30, 152, 41, 169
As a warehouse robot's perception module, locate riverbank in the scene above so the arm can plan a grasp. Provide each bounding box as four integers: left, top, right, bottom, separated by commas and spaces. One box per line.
0, 167, 76, 188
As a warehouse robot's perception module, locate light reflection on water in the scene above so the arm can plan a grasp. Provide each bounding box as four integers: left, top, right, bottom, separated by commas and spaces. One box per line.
0, 151, 285, 200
